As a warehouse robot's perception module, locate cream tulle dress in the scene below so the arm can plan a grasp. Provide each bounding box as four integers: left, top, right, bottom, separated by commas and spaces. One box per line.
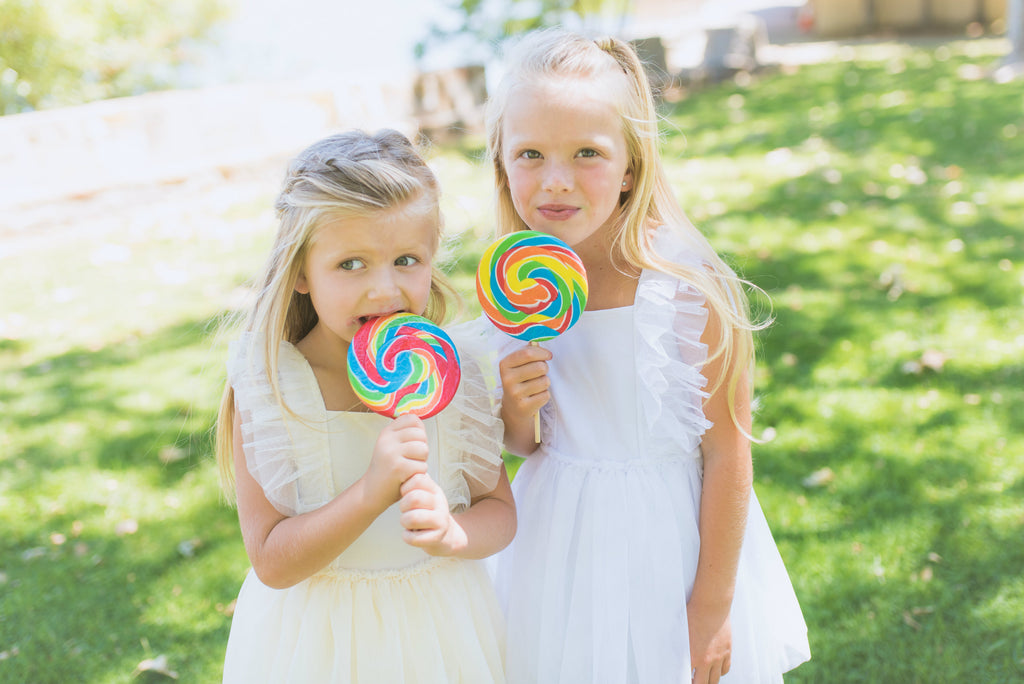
481, 227, 811, 684
221, 326, 507, 684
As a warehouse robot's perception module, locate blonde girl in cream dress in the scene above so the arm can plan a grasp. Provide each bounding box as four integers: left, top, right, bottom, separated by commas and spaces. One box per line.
215, 130, 514, 683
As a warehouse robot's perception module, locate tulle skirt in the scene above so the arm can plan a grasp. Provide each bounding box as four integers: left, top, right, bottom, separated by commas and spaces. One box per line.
223, 557, 506, 684
493, 449, 810, 684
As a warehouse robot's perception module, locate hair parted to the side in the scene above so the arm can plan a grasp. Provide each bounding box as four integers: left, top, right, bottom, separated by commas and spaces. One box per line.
485, 28, 770, 436
214, 129, 458, 501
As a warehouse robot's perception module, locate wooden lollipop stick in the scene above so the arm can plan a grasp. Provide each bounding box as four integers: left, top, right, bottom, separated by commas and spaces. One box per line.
531, 340, 541, 443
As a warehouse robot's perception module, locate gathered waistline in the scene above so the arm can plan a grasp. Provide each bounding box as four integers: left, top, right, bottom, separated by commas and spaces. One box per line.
308, 556, 460, 584
541, 447, 702, 472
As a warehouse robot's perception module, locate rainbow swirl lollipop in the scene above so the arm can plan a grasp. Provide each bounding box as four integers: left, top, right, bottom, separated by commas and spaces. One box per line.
475, 230, 589, 342
347, 313, 461, 419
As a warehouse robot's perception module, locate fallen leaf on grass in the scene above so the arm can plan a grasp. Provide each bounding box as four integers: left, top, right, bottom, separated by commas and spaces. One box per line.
116, 519, 139, 536
158, 446, 186, 464
802, 467, 835, 488
902, 350, 948, 375
920, 350, 946, 371
177, 538, 202, 558
216, 599, 237, 617
902, 611, 922, 631
132, 654, 178, 680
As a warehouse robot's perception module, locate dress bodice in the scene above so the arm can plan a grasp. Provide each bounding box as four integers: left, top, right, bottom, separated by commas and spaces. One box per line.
541, 306, 640, 463
323, 410, 438, 570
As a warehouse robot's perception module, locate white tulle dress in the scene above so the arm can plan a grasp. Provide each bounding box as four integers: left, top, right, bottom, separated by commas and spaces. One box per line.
221, 326, 507, 684
480, 227, 810, 684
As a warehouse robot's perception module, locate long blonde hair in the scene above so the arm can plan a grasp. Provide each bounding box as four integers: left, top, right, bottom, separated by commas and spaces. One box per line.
485, 29, 768, 432
214, 129, 458, 498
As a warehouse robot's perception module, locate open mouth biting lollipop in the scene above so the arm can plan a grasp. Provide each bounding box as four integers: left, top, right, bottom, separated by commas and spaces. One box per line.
475, 230, 588, 343
347, 313, 461, 419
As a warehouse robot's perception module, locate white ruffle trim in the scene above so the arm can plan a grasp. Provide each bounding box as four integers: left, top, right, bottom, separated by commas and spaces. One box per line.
438, 322, 506, 509
635, 226, 713, 458
227, 329, 505, 517
227, 335, 333, 516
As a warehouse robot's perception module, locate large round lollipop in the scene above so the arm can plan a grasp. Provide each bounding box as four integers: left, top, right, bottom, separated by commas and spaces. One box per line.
347, 313, 461, 419
475, 230, 588, 342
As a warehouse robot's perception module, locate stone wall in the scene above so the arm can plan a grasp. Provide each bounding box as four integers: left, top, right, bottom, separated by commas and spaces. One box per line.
0, 67, 486, 210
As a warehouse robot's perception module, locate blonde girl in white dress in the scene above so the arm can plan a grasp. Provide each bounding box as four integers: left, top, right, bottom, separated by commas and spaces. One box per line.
478, 29, 811, 684
215, 129, 514, 683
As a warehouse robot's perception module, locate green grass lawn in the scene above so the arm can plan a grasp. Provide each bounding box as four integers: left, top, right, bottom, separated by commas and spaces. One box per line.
2, 37, 1022, 683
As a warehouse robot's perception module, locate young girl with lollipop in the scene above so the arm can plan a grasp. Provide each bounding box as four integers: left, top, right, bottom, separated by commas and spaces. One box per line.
215, 129, 514, 683
481, 29, 810, 684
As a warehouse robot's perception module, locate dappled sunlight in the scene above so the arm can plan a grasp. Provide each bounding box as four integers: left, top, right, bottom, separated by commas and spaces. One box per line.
3, 32, 1023, 682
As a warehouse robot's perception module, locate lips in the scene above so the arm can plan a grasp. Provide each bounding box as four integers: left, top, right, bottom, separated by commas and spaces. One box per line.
357, 310, 405, 325
537, 204, 578, 221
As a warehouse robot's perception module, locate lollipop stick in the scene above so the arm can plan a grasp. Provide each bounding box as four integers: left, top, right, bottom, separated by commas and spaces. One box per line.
531, 340, 541, 444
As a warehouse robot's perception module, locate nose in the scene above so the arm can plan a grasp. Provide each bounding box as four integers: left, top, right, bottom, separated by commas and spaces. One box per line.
367, 267, 401, 301
541, 161, 572, 192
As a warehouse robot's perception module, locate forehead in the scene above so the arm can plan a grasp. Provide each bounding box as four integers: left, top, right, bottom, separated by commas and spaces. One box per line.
502, 73, 628, 144
311, 200, 438, 253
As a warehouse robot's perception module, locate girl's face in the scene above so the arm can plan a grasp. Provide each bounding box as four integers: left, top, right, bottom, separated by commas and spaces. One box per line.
295, 198, 436, 346
501, 73, 633, 248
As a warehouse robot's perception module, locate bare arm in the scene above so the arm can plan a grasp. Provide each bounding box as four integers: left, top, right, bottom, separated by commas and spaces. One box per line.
688, 310, 753, 683
232, 411, 429, 589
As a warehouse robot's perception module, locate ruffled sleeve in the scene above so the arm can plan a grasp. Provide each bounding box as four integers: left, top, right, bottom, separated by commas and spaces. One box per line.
635, 226, 714, 459
434, 319, 507, 512
226, 333, 334, 517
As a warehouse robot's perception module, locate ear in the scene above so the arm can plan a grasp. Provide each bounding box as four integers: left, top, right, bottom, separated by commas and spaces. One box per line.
294, 272, 310, 295
620, 171, 634, 193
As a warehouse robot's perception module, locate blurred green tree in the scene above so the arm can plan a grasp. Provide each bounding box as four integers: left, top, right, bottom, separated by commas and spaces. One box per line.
0, 0, 229, 115
416, 0, 632, 64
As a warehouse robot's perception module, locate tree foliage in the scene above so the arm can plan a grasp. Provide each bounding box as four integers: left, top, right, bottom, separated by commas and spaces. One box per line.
0, 0, 229, 115
417, 0, 632, 63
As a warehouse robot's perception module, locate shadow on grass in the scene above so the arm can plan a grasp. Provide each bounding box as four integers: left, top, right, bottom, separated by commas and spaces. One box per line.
3, 494, 242, 683
0, 314, 245, 682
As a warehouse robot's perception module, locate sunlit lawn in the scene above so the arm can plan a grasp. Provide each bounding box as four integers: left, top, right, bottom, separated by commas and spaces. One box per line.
1, 37, 1022, 682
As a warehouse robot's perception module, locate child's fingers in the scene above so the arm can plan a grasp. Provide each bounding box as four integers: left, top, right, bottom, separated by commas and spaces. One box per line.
399, 472, 436, 498
511, 374, 550, 401
391, 413, 425, 431
403, 527, 445, 548
503, 359, 550, 386
499, 347, 552, 378
400, 438, 430, 463
397, 457, 429, 484
399, 484, 436, 512
400, 508, 441, 533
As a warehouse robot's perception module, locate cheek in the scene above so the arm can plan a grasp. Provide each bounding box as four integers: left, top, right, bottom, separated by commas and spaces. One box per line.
506, 168, 533, 201
411, 269, 435, 310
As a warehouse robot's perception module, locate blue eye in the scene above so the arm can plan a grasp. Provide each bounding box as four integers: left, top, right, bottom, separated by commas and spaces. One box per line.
577, 148, 598, 158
